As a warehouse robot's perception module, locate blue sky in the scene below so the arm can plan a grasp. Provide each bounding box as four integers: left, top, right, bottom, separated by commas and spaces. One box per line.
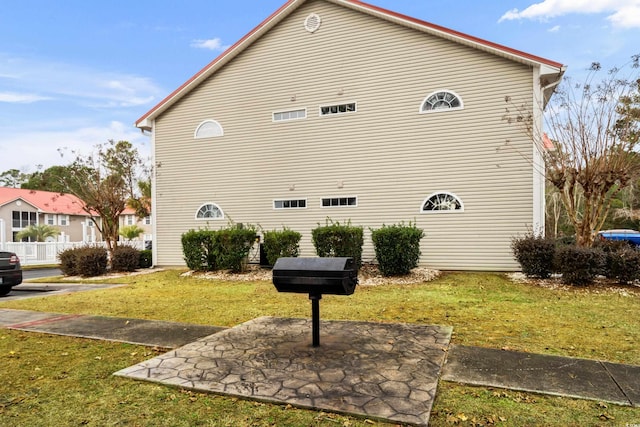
1, 0, 639, 174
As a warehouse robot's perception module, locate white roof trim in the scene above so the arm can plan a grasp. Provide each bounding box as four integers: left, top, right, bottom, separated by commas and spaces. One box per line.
136, 0, 564, 130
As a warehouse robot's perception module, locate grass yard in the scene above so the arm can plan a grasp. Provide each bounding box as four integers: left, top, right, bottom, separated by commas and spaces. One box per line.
1, 270, 639, 426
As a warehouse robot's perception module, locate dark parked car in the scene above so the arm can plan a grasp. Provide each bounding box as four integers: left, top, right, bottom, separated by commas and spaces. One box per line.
0, 251, 22, 296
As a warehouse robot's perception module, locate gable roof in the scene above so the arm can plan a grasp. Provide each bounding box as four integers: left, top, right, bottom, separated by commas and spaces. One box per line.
0, 187, 89, 216
136, 0, 565, 130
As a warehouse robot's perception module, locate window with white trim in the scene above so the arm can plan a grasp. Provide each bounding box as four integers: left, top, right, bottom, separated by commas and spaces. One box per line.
320, 102, 356, 116
420, 90, 463, 113
125, 215, 135, 226
12, 211, 37, 228
196, 203, 224, 219
421, 192, 464, 212
194, 120, 224, 138
274, 199, 307, 209
45, 214, 56, 225
58, 215, 70, 226
144, 216, 151, 225
273, 109, 306, 122
321, 196, 357, 207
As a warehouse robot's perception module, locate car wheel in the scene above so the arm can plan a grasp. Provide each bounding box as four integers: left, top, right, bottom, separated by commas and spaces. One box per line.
0, 286, 12, 296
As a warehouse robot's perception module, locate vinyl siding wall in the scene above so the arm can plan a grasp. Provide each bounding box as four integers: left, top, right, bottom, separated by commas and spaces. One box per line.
152, 0, 536, 270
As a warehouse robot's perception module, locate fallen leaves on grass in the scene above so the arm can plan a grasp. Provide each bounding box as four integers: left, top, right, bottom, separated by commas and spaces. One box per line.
182, 263, 440, 286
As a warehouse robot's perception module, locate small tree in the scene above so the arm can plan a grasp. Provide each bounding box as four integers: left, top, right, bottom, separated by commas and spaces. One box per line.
127, 178, 151, 219
505, 56, 640, 246
15, 224, 60, 242
60, 140, 148, 265
119, 225, 145, 241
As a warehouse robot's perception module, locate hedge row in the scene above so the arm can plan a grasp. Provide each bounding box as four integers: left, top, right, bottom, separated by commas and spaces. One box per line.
183, 220, 424, 277
58, 245, 148, 277
181, 224, 258, 273
511, 234, 640, 285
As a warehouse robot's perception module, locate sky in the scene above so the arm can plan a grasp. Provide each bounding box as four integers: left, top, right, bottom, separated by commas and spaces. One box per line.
1, 0, 639, 175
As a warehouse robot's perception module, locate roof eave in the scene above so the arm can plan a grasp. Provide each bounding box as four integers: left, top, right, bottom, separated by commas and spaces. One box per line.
135, 0, 303, 129
136, 0, 565, 129
340, 0, 564, 70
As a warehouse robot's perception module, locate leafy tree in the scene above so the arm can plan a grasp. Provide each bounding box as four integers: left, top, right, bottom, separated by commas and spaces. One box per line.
21, 165, 74, 193
119, 225, 145, 240
60, 140, 147, 265
127, 177, 151, 219
0, 169, 28, 188
505, 55, 640, 246
15, 224, 60, 242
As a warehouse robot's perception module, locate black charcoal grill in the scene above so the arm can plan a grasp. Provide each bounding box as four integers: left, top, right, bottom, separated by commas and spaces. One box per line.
272, 257, 358, 346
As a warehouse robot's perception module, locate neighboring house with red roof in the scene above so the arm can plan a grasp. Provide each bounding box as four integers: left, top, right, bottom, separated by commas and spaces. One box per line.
0, 187, 152, 247
0, 187, 96, 243
136, 0, 565, 270
119, 207, 154, 248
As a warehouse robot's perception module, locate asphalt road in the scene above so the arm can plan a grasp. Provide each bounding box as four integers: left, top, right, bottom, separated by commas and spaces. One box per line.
22, 268, 62, 280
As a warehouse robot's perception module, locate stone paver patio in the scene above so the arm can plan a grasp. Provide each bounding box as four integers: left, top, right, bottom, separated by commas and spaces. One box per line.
115, 316, 452, 426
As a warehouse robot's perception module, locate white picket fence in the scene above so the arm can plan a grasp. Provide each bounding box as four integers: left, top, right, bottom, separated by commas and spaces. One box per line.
1, 241, 145, 266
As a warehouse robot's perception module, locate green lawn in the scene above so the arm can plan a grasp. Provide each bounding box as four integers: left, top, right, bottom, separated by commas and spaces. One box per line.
1, 270, 639, 426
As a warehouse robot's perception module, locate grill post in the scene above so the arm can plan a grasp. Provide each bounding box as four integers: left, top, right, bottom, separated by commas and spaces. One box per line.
310, 294, 321, 347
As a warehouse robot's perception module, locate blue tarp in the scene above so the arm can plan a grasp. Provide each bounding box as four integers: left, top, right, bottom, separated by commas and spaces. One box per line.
598, 231, 640, 246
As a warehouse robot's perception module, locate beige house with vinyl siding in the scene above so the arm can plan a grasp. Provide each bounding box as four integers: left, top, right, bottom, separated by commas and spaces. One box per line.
136, 0, 565, 271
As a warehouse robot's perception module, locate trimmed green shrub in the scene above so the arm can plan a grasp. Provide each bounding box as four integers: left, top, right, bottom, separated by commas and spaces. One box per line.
216, 224, 258, 273
181, 229, 217, 272
111, 246, 141, 272
371, 222, 424, 276
182, 224, 257, 273
76, 246, 108, 277
312, 219, 364, 268
595, 239, 633, 278
556, 245, 605, 285
58, 246, 108, 277
262, 228, 302, 265
603, 245, 640, 284
511, 234, 556, 278
58, 247, 79, 276
139, 249, 152, 268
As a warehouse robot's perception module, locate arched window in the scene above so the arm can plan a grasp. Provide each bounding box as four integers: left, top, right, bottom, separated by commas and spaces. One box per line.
421, 192, 464, 212
195, 203, 224, 219
420, 90, 463, 113
194, 120, 223, 138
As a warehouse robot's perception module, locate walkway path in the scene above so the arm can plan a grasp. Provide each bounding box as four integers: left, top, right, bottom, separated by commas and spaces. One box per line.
1, 308, 638, 426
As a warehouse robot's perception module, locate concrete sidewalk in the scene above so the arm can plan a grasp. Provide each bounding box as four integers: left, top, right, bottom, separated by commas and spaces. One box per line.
0, 308, 225, 348
1, 308, 638, 426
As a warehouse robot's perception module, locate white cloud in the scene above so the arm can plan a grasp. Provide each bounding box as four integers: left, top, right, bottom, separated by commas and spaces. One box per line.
0, 121, 151, 173
499, 0, 640, 29
548, 25, 561, 32
190, 38, 230, 51
0, 54, 163, 109
0, 91, 51, 103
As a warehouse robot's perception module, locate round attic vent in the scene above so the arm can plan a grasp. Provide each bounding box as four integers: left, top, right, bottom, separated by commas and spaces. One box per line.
304, 13, 321, 33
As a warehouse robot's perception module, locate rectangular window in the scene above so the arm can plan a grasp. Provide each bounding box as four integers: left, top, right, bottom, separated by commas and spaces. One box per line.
273, 109, 306, 122
58, 215, 69, 226
12, 211, 37, 228
125, 215, 135, 225
273, 199, 307, 209
144, 216, 151, 225
46, 214, 56, 225
321, 197, 357, 207
320, 102, 356, 116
